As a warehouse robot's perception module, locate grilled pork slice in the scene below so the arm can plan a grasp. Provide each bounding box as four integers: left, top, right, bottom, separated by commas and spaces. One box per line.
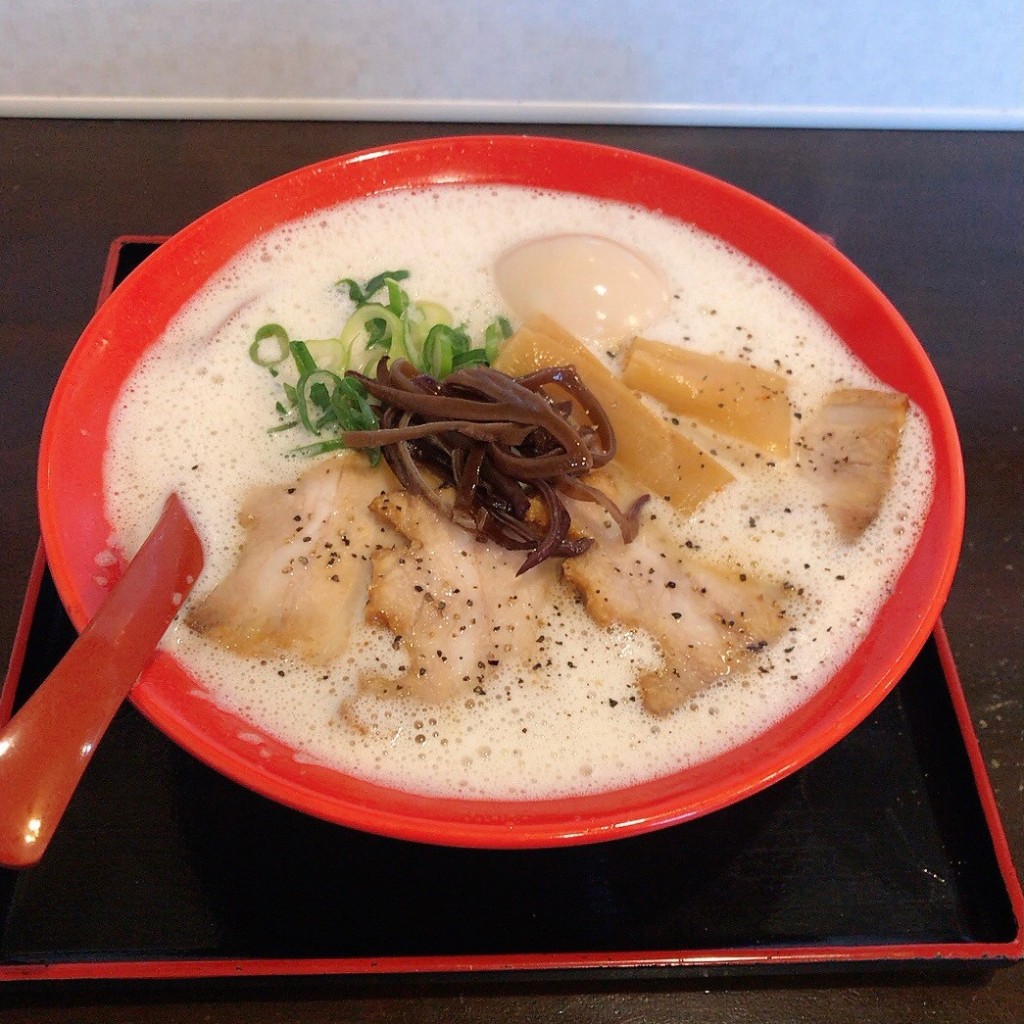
563, 522, 790, 715
187, 454, 393, 662
799, 387, 909, 542
364, 492, 561, 704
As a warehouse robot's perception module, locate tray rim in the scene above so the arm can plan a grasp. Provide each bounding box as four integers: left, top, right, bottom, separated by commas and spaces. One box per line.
0, 235, 1020, 983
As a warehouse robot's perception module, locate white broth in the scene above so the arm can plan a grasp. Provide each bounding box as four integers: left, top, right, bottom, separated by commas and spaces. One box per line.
104, 184, 934, 800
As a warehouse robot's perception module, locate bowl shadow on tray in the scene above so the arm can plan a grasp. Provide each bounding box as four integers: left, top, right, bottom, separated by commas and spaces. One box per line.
172, 747, 774, 961
169, 636, 1015, 966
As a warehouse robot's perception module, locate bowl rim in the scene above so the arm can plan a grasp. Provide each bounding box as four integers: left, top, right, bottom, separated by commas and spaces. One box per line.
37, 134, 965, 847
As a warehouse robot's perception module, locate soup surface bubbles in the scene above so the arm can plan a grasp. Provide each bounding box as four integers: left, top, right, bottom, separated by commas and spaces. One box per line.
104, 184, 934, 800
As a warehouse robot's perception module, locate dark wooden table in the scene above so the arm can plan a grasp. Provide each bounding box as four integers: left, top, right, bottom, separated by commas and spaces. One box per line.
1, 119, 1021, 1022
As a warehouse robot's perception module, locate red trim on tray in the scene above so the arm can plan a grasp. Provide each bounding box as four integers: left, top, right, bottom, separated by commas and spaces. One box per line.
931, 620, 1024, 956
96, 238, 129, 311
0, 543, 47, 728
0, 936, 1020, 983
99, 235, 171, 306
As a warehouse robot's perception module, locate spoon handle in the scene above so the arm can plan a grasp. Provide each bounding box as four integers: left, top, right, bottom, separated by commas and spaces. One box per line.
0, 494, 203, 868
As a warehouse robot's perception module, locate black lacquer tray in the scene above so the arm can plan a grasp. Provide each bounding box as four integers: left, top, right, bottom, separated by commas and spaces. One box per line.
0, 240, 1020, 984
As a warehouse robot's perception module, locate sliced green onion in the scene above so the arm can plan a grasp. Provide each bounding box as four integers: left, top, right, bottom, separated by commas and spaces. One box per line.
338, 303, 406, 363
363, 316, 392, 350
484, 315, 513, 363
249, 323, 290, 366
421, 327, 453, 379
289, 339, 319, 377
256, 269, 511, 465
412, 300, 451, 327
358, 350, 385, 376
303, 336, 348, 373
288, 375, 381, 465
407, 300, 452, 353
329, 375, 378, 430
289, 437, 351, 457
295, 368, 343, 434
383, 277, 410, 317
452, 347, 491, 370
336, 269, 410, 307
420, 323, 470, 378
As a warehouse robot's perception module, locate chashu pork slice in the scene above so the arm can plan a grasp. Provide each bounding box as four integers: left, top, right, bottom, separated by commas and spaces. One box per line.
187, 454, 394, 663
563, 520, 790, 716
364, 491, 561, 704
799, 387, 909, 542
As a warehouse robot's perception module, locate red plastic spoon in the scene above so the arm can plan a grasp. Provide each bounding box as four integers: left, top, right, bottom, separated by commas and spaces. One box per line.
0, 494, 203, 868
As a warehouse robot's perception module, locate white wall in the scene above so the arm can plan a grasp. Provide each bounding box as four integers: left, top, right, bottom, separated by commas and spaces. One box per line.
1, 0, 1021, 128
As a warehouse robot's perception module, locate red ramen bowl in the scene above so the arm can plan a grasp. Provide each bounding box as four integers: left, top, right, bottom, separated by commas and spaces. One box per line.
37, 136, 964, 848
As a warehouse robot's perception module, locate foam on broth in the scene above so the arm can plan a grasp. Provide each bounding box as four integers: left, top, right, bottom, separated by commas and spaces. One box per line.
104, 185, 935, 800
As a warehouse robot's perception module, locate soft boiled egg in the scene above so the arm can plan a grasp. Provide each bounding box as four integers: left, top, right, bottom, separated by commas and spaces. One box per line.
494, 233, 670, 350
